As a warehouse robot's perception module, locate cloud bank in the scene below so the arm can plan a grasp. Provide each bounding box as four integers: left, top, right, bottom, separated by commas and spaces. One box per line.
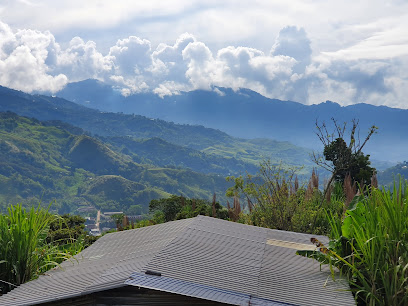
0, 21, 407, 108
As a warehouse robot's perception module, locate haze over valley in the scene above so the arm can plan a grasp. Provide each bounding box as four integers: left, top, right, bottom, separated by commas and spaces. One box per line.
1, 3, 408, 304
0, 0, 406, 218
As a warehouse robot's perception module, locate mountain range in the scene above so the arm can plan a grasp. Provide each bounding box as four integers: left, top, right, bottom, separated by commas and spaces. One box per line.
0, 85, 314, 174
0, 85, 319, 213
0, 82, 404, 213
57, 79, 408, 163
0, 111, 235, 214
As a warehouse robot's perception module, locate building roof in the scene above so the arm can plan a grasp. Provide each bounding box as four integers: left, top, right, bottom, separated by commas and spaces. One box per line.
0, 216, 355, 305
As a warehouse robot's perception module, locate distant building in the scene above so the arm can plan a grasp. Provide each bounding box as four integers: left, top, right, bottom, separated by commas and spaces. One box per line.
85, 217, 95, 223
85, 223, 97, 231
89, 228, 101, 236
0, 216, 355, 305
77, 206, 96, 213
102, 211, 124, 217
101, 227, 112, 233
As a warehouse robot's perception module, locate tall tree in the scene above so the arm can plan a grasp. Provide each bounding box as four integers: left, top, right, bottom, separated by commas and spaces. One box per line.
312, 118, 377, 188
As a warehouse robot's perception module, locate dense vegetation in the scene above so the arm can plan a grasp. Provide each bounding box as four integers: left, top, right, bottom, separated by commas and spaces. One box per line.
126, 162, 345, 236
298, 180, 408, 305
0, 112, 232, 213
0, 205, 96, 294
225, 163, 342, 234
0, 85, 315, 177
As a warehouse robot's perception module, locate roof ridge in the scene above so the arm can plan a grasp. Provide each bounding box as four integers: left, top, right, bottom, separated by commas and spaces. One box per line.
138, 216, 203, 275
83, 217, 198, 292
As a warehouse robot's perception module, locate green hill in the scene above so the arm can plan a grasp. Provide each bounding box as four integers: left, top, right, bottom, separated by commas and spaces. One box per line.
82, 175, 169, 213
378, 162, 408, 187
102, 136, 259, 175
0, 86, 314, 176
0, 112, 232, 213
69, 135, 131, 172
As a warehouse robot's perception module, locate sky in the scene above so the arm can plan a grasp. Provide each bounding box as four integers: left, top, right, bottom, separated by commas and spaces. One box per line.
0, 0, 407, 108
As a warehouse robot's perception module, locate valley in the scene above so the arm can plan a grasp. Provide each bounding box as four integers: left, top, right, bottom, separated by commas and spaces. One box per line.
0, 84, 404, 215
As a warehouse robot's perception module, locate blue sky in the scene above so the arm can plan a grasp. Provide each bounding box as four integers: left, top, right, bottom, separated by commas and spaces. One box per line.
0, 0, 407, 108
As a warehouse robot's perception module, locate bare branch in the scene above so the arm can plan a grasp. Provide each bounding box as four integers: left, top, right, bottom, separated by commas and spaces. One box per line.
356, 125, 378, 154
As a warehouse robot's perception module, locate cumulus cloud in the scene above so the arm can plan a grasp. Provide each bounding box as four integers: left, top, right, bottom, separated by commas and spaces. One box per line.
0, 21, 67, 93
182, 42, 217, 90
271, 26, 312, 74
56, 37, 112, 81
0, 20, 407, 109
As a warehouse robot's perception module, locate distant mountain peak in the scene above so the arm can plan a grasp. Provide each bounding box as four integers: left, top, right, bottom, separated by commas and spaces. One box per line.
52, 79, 408, 163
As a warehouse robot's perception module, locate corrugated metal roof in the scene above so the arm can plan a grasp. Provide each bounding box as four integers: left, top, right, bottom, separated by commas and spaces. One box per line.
0, 217, 195, 306
134, 215, 354, 305
125, 273, 285, 306
0, 215, 355, 305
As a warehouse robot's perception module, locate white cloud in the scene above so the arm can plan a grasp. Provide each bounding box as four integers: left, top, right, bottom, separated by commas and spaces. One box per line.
0, 44, 67, 93
0, 21, 67, 93
321, 26, 408, 61
57, 37, 113, 80
0, 11, 408, 109
109, 36, 152, 75
0, 21, 15, 59
153, 81, 187, 98
182, 42, 216, 90
150, 33, 195, 82
271, 26, 312, 73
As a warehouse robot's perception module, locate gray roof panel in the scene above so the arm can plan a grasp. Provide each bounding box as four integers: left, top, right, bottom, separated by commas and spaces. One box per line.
0, 217, 194, 306
125, 272, 286, 306
0, 215, 355, 305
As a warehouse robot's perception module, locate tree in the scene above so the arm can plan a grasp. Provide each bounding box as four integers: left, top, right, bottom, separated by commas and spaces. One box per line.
47, 214, 86, 245
149, 195, 182, 222
148, 195, 228, 222
313, 118, 377, 188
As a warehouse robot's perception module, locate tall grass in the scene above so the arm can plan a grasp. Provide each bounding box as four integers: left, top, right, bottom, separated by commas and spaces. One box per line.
227, 161, 344, 234
309, 179, 408, 305
0, 204, 71, 294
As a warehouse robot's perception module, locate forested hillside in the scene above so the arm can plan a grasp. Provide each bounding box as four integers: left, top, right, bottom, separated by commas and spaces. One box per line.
57, 79, 408, 163
0, 112, 232, 213
0, 85, 314, 175
378, 161, 408, 186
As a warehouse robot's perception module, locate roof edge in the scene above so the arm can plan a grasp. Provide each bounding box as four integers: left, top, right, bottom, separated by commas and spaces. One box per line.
125, 272, 289, 306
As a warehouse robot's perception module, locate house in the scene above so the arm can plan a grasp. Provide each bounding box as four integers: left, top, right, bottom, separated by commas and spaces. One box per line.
0, 215, 355, 305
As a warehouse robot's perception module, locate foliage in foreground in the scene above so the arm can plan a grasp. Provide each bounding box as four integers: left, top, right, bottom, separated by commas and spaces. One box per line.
226, 161, 344, 235
0, 205, 93, 294
300, 179, 408, 305
113, 194, 230, 231
47, 214, 98, 248
135, 160, 345, 237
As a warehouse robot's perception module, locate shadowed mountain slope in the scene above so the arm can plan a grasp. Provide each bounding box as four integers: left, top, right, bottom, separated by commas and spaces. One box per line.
0, 85, 315, 175
57, 79, 408, 163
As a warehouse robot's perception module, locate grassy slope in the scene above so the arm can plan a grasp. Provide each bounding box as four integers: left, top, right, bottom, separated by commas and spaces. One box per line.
0, 86, 315, 176
0, 112, 231, 213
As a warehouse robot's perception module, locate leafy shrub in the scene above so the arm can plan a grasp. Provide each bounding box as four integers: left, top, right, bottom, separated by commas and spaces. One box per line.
227, 161, 343, 234
302, 179, 408, 305
0, 204, 71, 294
149, 195, 228, 222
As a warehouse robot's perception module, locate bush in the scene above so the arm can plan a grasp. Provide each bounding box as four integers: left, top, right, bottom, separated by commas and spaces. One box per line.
227, 161, 343, 234
301, 179, 408, 305
0, 204, 71, 294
